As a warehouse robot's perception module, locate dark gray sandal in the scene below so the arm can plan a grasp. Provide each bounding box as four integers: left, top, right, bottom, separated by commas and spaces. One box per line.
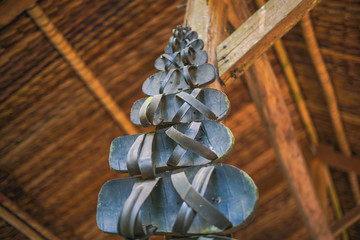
154, 46, 208, 71
109, 121, 234, 177
164, 36, 204, 54
142, 64, 216, 95
131, 88, 230, 127
96, 164, 258, 237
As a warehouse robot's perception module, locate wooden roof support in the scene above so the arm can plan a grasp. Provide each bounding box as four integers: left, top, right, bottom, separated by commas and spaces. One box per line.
26, 4, 138, 135
0, 195, 59, 240
222, 0, 333, 239
184, 0, 226, 90
249, 0, 346, 238
217, 0, 321, 85
301, 13, 360, 204
0, 0, 36, 28
314, 144, 360, 175
331, 205, 360, 237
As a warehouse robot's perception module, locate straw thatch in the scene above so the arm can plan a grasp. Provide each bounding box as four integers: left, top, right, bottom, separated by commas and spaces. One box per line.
0, 0, 359, 239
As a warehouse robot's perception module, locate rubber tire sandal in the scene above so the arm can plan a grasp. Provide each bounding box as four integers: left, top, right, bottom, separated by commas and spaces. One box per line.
164, 37, 204, 54
142, 64, 216, 95
131, 88, 230, 127
96, 164, 259, 238
109, 121, 234, 177
154, 47, 208, 71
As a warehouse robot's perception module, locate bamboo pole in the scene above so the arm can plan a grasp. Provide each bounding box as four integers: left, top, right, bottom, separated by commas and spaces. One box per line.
27, 4, 138, 135
301, 13, 360, 205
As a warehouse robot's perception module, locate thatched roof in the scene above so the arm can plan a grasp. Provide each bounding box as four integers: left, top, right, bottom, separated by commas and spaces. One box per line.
0, 0, 359, 239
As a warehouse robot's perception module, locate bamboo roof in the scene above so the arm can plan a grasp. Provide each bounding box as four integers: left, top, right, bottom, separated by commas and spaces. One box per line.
0, 0, 359, 239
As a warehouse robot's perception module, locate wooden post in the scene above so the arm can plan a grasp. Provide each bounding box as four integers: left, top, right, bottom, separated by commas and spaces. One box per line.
184, 0, 226, 90
223, 1, 334, 239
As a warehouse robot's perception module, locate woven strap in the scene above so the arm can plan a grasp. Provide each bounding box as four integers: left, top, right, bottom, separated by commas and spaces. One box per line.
139, 94, 163, 127
165, 123, 217, 162
175, 90, 217, 121
127, 133, 156, 179
171, 166, 232, 234
118, 177, 160, 239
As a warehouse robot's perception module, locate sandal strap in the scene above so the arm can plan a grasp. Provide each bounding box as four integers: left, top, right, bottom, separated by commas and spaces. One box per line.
171, 166, 232, 234
165, 124, 218, 161
176, 91, 218, 120
161, 54, 179, 70
159, 69, 180, 94
139, 94, 163, 127
119, 177, 160, 239
127, 133, 156, 179
180, 46, 195, 65
172, 89, 201, 123
167, 122, 201, 167
182, 65, 196, 88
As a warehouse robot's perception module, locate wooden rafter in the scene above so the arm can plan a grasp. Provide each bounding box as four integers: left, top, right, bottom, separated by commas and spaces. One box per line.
331, 205, 360, 237
0, 195, 59, 240
216, 0, 333, 239
249, 0, 346, 238
313, 144, 360, 175
27, 4, 138, 135
0, 0, 36, 28
217, 0, 321, 85
301, 13, 360, 204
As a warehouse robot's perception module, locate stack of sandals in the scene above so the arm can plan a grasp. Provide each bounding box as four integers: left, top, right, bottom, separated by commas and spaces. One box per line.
97, 25, 259, 240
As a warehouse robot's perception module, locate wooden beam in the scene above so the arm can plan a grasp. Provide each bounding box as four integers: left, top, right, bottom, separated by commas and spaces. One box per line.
184, 0, 226, 90
315, 144, 360, 175
0, 195, 60, 240
331, 206, 360, 237
301, 13, 360, 204
0, 0, 36, 28
225, 1, 333, 239
249, 0, 346, 238
217, 0, 321, 85
26, 5, 138, 135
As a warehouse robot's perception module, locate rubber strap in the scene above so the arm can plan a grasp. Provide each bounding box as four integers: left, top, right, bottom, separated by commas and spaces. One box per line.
139, 94, 163, 127
118, 177, 160, 239
172, 166, 215, 233
167, 122, 202, 167
176, 91, 218, 120
165, 125, 218, 161
171, 167, 232, 233
180, 47, 195, 65
127, 134, 145, 176
159, 69, 180, 94
138, 133, 156, 179
160, 54, 179, 70
172, 89, 202, 123
181, 65, 196, 88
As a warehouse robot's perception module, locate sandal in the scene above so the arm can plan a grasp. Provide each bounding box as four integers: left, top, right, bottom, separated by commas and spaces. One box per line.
130, 88, 230, 127
142, 64, 216, 95
96, 164, 258, 238
164, 36, 204, 54
154, 46, 208, 71
109, 121, 234, 178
